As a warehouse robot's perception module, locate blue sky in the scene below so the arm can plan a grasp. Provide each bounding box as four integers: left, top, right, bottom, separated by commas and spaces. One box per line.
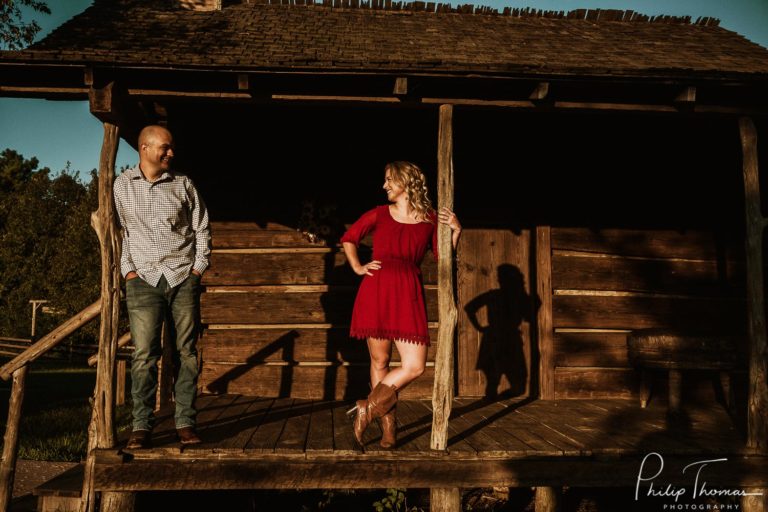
1, 0, 767, 178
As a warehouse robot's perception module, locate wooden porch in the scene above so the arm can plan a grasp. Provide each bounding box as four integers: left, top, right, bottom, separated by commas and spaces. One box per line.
93, 394, 767, 491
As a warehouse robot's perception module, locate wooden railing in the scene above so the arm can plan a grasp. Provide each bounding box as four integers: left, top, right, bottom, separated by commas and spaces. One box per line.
0, 300, 101, 511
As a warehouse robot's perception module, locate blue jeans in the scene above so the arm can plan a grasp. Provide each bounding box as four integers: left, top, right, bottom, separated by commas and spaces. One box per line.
126, 273, 201, 431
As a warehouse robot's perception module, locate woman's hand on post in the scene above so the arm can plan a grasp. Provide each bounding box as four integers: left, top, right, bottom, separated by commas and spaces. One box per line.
438, 207, 461, 232
438, 207, 462, 249
353, 260, 382, 276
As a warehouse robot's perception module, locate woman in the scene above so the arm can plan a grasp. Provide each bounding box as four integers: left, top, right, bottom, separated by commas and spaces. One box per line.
342, 161, 462, 448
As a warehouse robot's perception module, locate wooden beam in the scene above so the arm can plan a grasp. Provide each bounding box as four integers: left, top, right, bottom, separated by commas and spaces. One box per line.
739, 117, 768, 455
430, 103, 460, 512
237, 74, 250, 91
92, 455, 768, 490
116, 360, 127, 407
88, 332, 131, 367
675, 85, 696, 103
157, 320, 175, 409
555, 101, 677, 112
535, 487, 560, 512
91, 121, 121, 449
393, 77, 408, 96
0, 85, 88, 98
529, 82, 550, 101
422, 97, 536, 108
536, 226, 555, 399
431, 103, 457, 452
89, 80, 146, 148
80, 122, 134, 512
271, 94, 399, 103
84, 67, 94, 86
431, 488, 460, 512
0, 366, 28, 511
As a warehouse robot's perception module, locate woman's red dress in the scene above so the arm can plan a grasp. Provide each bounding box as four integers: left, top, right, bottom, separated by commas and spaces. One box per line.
341, 205, 437, 345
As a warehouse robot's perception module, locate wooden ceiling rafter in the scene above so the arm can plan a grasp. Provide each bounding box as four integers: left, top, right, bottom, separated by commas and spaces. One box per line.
2, 63, 766, 116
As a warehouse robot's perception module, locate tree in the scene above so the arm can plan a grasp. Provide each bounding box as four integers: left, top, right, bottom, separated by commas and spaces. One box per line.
0, 0, 51, 51
0, 148, 39, 191
0, 150, 100, 339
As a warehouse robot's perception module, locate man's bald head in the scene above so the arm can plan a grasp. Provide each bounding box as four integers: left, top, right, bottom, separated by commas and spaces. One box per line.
139, 125, 172, 148
138, 125, 175, 180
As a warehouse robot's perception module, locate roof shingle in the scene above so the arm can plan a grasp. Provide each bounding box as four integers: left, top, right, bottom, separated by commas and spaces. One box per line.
3, 0, 767, 79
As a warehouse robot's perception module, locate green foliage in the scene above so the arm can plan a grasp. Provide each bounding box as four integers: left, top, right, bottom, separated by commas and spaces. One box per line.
0, 0, 51, 50
0, 149, 100, 340
373, 488, 423, 512
0, 148, 39, 193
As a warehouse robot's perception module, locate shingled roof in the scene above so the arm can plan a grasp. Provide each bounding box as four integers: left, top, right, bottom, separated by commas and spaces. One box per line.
3, 0, 768, 80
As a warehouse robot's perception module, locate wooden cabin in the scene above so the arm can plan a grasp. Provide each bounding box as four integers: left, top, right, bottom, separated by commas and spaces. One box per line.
1, 1, 767, 511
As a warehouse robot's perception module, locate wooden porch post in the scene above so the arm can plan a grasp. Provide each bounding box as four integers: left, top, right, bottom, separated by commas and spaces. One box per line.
534, 486, 560, 512
536, 226, 554, 399
80, 123, 135, 512
738, 117, 768, 512
430, 104, 460, 512
0, 366, 28, 512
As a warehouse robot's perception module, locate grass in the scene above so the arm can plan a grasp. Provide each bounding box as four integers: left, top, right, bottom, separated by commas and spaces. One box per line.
0, 358, 133, 462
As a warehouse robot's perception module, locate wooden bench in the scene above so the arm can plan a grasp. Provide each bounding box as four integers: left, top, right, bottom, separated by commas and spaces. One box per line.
627, 330, 745, 414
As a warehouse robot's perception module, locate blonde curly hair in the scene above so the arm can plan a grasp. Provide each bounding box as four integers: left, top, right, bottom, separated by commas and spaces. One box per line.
385, 161, 434, 223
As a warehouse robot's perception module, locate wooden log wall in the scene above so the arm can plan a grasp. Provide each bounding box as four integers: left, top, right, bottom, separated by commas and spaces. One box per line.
198, 222, 439, 399
549, 227, 747, 399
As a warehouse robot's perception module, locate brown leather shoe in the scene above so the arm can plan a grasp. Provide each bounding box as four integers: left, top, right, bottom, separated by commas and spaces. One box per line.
347, 383, 397, 446
177, 427, 202, 445
126, 430, 151, 449
379, 406, 397, 449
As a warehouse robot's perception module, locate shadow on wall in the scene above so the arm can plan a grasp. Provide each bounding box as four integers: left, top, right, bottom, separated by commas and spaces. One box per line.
464, 263, 533, 398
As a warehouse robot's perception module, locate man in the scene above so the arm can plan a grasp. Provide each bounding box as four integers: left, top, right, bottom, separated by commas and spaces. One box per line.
114, 125, 211, 448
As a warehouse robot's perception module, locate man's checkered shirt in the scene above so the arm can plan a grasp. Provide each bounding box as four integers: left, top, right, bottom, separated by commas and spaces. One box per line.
114, 166, 211, 288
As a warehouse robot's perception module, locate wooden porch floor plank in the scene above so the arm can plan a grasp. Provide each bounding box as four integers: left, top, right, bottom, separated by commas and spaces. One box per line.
148, 394, 235, 452
245, 397, 294, 453
390, 399, 432, 453
214, 397, 276, 452
147, 394, 218, 442
123, 397, 747, 462
546, 399, 642, 449
513, 401, 627, 455
446, 404, 509, 456
480, 401, 584, 456
305, 400, 335, 454
456, 401, 544, 457
581, 399, 737, 455
274, 399, 314, 454
185, 394, 258, 454
492, 403, 586, 456
331, 401, 360, 455
418, 399, 478, 455
452, 399, 540, 456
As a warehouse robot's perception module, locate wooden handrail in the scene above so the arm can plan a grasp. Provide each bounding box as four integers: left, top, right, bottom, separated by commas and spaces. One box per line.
0, 300, 101, 381
87, 332, 131, 367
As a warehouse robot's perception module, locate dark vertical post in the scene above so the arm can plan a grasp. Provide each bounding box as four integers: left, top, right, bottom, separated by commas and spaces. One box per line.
739, 117, 767, 512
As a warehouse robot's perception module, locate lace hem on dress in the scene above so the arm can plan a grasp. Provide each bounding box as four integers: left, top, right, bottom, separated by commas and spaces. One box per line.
350, 328, 430, 346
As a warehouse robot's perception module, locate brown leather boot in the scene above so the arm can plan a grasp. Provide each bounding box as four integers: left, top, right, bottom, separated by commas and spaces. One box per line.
347, 382, 397, 446
379, 406, 397, 449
